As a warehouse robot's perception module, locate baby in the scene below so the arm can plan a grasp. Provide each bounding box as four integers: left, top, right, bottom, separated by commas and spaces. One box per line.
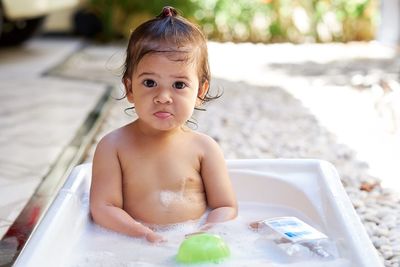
90, 6, 237, 243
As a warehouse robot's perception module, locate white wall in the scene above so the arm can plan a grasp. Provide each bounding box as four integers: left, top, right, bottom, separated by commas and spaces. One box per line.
377, 0, 400, 46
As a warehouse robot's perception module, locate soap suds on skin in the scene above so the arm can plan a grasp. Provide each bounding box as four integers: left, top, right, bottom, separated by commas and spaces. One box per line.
159, 177, 188, 207
159, 190, 184, 207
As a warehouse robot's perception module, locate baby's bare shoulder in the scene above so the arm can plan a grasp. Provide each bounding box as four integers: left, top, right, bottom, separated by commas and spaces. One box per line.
190, 132, 220, 152
190, 131, 214, 143
96, 123, 133, 150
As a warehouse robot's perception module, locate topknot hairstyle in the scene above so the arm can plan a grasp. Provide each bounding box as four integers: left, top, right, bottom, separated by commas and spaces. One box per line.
158, 6, 178, 18
122, 6, 220, 106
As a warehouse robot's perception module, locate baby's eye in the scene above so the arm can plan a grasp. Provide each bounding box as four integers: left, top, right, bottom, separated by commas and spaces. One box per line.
173, 81, 187, 89
143, 79, 157, 87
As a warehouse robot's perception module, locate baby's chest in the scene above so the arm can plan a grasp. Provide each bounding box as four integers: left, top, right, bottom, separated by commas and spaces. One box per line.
120, 149, 202, 191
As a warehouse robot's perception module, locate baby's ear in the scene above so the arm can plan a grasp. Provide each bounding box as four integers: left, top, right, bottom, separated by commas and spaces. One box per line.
124, 78, 134, 103
196, 80, 209, 106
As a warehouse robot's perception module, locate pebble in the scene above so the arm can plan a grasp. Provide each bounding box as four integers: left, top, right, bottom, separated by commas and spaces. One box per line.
393, 246, 400, 255
381, 245, 394, 259
373, 236, 390, 249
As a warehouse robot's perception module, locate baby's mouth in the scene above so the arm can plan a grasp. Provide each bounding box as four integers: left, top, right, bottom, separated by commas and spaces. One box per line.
154, 111, 172, 119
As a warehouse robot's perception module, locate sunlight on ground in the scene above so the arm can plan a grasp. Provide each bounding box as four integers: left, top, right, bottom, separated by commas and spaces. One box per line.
208, 41, 400, 191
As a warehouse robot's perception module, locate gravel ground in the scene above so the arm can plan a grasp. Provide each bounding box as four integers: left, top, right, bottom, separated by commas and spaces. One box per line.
53, 41, 400, 266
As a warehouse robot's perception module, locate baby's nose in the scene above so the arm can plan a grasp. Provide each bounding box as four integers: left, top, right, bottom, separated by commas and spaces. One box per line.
154, 90, 172, 104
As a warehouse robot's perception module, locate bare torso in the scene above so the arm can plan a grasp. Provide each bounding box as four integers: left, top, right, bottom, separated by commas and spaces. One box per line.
116, 123, 207, 225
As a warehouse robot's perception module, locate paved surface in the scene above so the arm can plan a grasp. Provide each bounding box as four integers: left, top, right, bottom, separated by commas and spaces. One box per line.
0, 38, 107, 238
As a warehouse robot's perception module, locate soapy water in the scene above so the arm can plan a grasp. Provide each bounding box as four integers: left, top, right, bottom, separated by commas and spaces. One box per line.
67, 202, 351, 267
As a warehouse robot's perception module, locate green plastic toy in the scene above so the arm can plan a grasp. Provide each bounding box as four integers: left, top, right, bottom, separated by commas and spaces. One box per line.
176, 233, 230, 264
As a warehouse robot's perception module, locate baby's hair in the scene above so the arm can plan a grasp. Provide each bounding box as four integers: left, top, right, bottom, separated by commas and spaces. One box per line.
122, 6, 221, 108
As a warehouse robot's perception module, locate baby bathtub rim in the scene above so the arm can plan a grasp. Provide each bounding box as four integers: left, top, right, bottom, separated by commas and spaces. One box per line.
13, 159, 383, 267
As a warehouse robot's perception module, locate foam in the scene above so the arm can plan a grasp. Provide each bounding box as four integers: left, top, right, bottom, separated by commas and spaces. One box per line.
66, 202, 350, 267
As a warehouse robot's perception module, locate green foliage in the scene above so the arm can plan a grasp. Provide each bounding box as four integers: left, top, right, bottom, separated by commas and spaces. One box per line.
87, 0, 197, 41
85, 0, 378, 43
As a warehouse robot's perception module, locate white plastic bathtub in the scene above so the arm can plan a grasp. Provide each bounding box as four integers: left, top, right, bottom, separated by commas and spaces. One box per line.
13, 159, 382, 267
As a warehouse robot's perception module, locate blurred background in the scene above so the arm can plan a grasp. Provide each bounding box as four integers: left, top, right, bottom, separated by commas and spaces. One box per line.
1, 0, 390, 46
67, 0, 378, 43
64, 0, 376, 42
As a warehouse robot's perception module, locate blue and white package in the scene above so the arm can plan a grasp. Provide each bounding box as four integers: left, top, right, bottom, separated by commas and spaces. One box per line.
263, 217, 327, 243
259, 216, 336, 259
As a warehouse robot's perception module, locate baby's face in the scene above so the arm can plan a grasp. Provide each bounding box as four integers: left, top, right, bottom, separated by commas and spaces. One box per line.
126, 53, 205, 133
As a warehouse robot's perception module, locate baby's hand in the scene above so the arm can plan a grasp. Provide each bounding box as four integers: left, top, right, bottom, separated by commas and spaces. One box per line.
185, 231, 205, 238
199, 223, 215, 231
145, 231, 167, 244
249, 220, 266, 231
184, 223, 215, 239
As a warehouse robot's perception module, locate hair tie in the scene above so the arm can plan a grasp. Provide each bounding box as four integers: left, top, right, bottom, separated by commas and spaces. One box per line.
164, 7, 173, 17
159, 6, 178, 18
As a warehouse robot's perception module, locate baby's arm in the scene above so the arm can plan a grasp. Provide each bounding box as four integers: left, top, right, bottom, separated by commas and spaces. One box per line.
90, 134, 164, 243
200, 135, 238, 226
